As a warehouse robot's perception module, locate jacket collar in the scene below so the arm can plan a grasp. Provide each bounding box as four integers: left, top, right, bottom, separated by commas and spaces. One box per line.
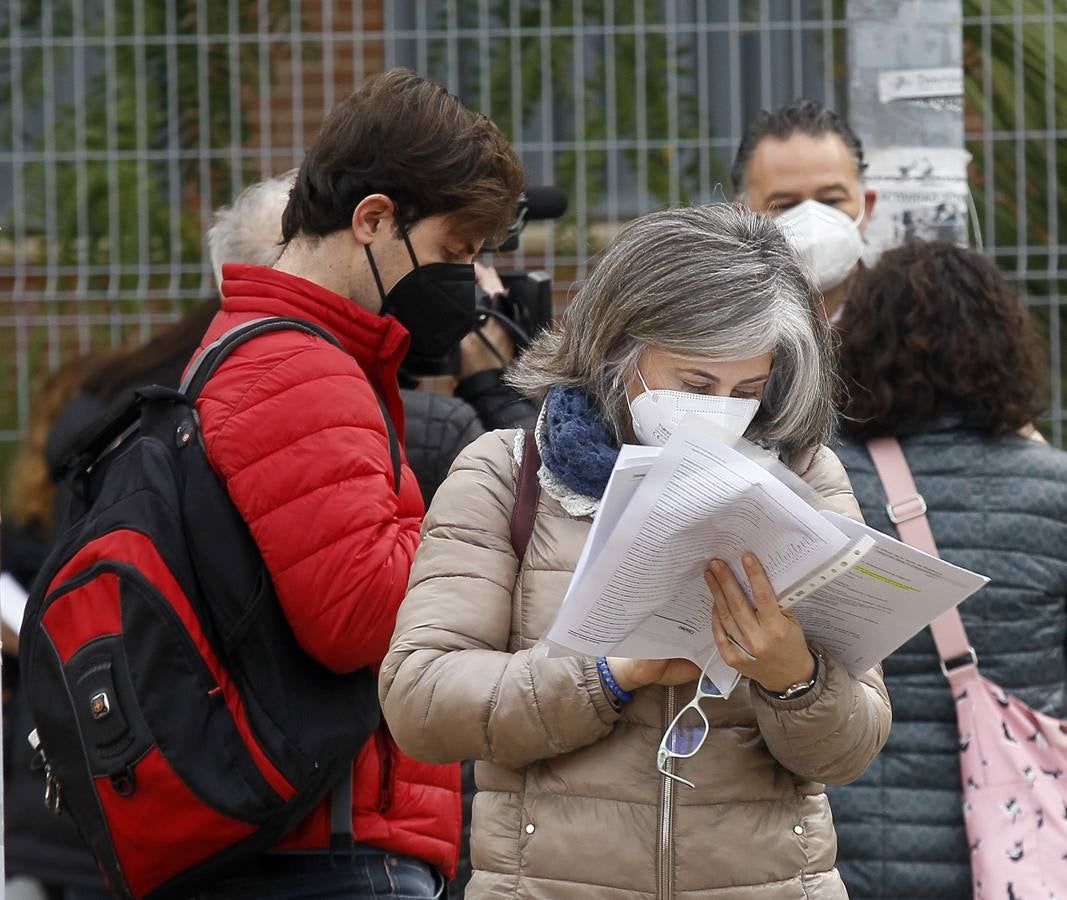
219, 263, 410, 381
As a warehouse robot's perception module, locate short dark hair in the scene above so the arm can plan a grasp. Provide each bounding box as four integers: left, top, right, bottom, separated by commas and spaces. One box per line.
282, 68, 524, 245
731, 98, 867, 197
836, 240, 1047, 439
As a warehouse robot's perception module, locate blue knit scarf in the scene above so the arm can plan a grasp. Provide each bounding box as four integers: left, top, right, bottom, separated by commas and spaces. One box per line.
539, 386, 621, 500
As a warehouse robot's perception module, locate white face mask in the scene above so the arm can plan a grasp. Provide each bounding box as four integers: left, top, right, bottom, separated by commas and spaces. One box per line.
628, 369, 761, 447
777, 198, 866, 292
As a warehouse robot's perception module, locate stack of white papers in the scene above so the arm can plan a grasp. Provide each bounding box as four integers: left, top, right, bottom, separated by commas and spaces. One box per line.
545, 421, 988, 695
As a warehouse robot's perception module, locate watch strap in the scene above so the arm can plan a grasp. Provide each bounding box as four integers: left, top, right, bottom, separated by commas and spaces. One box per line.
758, 651, 820, 700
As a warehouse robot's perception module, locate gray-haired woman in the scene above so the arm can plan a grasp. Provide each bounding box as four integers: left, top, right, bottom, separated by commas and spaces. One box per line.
379, 204, 891, 899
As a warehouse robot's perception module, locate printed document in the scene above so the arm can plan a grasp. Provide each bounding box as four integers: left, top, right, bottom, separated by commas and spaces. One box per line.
545, 421, 988, 691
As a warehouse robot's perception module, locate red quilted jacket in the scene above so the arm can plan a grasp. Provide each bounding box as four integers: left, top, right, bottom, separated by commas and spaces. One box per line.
188, 263, 461, 877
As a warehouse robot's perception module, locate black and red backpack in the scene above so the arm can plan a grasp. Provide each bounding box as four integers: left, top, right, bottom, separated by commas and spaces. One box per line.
19, 317, 393, 899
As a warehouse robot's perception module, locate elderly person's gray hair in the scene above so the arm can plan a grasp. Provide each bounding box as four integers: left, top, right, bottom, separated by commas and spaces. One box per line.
207, 169, 298, 286
510, 203, 835, 464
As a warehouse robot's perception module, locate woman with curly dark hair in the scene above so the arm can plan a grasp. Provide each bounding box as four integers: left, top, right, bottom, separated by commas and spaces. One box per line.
827, 240, 1067, 900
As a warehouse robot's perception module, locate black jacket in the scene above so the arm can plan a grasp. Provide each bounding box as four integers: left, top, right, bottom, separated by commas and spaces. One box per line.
455, 368, 538, 435
403, 369, 538, 507
400, 391, 485, 507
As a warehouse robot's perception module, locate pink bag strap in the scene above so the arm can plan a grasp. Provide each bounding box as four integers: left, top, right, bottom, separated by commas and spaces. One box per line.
865, 436, 978, 684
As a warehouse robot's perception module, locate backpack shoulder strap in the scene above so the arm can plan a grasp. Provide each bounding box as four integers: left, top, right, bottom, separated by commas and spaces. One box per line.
180, 316, 343, 399
183, 316, 401, 494
865, 436, 976, 679
510, 430, 542, 561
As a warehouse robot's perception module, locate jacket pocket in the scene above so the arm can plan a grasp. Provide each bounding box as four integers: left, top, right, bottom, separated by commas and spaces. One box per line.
41, 560, 292, 821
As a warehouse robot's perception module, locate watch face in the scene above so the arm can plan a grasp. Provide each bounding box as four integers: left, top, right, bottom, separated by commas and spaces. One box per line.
776, 654, 820, 699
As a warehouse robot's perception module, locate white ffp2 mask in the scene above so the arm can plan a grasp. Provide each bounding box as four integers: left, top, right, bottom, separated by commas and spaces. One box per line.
628, 370, 761, 447
777, 199, 866, 293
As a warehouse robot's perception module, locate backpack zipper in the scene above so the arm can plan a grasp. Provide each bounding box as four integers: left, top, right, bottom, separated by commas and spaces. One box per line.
29, 639, 132, 896
658, 685, 677, 900
28, 729, 62, 814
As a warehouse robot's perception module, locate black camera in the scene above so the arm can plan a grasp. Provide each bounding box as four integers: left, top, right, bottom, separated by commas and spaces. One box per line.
475, 269, 553, 348
402, 185, 567, 377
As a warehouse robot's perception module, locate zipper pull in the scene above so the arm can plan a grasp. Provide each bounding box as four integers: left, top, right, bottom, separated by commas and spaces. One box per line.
44, 768, 63, 814
30, 731, 63, 814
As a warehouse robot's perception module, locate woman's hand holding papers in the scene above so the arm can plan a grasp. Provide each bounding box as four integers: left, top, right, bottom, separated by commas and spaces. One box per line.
707, 553, 816, 695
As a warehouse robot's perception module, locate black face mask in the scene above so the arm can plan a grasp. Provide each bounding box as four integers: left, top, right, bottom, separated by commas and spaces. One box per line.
366, 226, 476, 374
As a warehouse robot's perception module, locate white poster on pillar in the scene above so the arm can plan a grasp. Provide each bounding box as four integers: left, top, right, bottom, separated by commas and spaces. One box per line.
862, 147, 973, 264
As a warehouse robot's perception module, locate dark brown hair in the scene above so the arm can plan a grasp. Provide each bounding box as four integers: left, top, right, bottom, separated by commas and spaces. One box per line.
7, 355, 97, 531
836, 240, 1047, 439
83, 297, 219, 400
282, 68, 524, 245
7, 298, 219, 531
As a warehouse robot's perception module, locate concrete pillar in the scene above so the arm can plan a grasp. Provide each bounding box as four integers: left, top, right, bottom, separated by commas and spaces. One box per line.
847, 0, 970, 258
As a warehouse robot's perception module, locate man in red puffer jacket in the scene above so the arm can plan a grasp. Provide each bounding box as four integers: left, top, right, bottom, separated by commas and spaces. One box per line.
188, 68, 524, 899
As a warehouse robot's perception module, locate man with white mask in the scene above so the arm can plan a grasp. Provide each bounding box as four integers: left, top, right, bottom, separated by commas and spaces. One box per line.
732, 98, 876, 321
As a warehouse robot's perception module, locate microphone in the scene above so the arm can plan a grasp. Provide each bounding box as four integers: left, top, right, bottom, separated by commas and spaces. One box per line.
522, 185, 568, 221
482, 186, 568, 253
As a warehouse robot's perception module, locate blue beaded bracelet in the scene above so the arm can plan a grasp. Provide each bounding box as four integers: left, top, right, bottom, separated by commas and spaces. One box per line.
596, 657, 635, 705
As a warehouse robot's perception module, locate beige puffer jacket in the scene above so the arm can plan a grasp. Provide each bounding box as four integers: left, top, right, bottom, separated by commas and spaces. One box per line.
380, 429, 891, 899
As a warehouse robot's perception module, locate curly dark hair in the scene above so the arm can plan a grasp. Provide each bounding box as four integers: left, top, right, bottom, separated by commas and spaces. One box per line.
836, 240, 1047, 439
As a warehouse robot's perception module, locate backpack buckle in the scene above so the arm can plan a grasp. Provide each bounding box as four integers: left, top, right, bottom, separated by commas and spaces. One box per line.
939, 646, 978, 679
328, 832, 355, 868
109, 765, 136, 797
328, 768, 354, 867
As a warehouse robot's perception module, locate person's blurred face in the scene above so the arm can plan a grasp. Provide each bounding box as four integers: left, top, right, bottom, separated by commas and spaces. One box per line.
406, 213, 483, 267
622, 348, 773, 445
742, 131, 871, 223
626, 348, 774, 404
741, 131, 876, 318
363, 211, 482, 305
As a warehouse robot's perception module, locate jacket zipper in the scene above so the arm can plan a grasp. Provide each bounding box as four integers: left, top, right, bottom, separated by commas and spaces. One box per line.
658, 685, 676, 900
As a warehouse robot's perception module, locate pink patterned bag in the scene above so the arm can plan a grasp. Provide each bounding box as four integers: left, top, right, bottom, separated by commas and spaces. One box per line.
867, 437, 1067, 899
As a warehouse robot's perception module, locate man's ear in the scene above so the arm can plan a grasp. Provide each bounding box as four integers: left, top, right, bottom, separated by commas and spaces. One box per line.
861, 189, 877, 232
351, 194, 396, 246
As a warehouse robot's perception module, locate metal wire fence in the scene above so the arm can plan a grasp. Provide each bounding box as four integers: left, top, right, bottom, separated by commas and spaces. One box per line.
963, 1, 1067, 444
0, 0, 1062, 468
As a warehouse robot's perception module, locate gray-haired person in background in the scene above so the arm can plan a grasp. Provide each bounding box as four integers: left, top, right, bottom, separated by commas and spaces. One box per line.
206, 170, 304, 283
380, 203, 891, 899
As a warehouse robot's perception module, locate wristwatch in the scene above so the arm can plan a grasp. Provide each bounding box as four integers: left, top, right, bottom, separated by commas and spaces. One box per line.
759, 652, 820, 701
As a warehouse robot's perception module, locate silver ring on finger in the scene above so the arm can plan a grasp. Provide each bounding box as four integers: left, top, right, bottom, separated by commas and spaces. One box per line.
726, 633, 758, 663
